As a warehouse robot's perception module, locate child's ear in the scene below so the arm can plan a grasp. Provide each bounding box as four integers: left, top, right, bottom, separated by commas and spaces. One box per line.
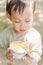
33, 11, 38, 18
6, 12, 11, 20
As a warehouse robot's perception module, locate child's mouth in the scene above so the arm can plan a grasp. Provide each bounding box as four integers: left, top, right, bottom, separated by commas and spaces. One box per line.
20, 30, 26, 32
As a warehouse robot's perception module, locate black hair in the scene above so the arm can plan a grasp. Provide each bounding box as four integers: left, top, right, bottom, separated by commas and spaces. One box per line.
6, 0, 26, 15
6, 0, 36, 15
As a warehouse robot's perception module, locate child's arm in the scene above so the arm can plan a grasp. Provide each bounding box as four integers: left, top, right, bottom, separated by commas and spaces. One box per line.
0, 30, 15, 62
0, 30, 9, 49
23, 34, 42, 65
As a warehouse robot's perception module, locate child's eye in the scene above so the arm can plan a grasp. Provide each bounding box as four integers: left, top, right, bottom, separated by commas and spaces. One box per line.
15, 21, 20, 23
25, 20, 30, 22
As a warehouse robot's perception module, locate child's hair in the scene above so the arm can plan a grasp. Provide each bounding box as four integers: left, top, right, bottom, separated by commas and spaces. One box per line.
6, 0, 36, 15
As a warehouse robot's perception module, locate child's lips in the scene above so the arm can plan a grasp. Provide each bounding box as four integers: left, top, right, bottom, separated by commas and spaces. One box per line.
20, 29, 26, 32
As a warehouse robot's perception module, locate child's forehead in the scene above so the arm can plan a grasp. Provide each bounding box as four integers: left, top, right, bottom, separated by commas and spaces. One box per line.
11, 5, 33, 20
11, 2, 33, 13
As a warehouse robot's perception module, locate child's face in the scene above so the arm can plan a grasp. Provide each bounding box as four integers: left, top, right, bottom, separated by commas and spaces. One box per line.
8, 5, 34, 34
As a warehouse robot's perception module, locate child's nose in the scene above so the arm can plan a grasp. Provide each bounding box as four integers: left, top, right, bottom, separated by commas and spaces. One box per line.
20, 22, 26, 27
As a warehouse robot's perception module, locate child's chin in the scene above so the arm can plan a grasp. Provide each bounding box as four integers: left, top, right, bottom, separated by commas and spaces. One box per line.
20, 32, 26, 34
19, 31, 27, 34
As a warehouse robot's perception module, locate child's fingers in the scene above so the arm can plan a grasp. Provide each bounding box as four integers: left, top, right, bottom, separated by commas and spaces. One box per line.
6, 52, 14, 61
6, 48, 11, 53
6, 48, 14, 60
22, 50, 33, 60
22, 55, 27, 60
26, 50, 34, 59
10, 54, 15, 61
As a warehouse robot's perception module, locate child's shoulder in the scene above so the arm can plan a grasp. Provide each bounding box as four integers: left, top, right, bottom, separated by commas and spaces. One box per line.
27, 28, 41, 38
0, 25, 13, 35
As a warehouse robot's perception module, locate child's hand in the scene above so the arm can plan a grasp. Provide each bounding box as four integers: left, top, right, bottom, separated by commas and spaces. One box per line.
23, 50, 34, 60
26, 50, 34, 59
6, 48, 14, 61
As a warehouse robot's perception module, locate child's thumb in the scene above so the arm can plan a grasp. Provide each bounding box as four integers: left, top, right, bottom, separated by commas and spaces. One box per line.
7, 48, 10, 52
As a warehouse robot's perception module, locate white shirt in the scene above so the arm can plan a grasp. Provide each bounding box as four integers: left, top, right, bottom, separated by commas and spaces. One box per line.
0, 25, 42, 65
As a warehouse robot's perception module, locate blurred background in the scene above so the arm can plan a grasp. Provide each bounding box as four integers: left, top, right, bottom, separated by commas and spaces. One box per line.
0, 0, 43, 65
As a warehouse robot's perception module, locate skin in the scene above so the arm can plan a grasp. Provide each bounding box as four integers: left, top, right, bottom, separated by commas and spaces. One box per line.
7, 5, 34, 34
6, 4, 36, 61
